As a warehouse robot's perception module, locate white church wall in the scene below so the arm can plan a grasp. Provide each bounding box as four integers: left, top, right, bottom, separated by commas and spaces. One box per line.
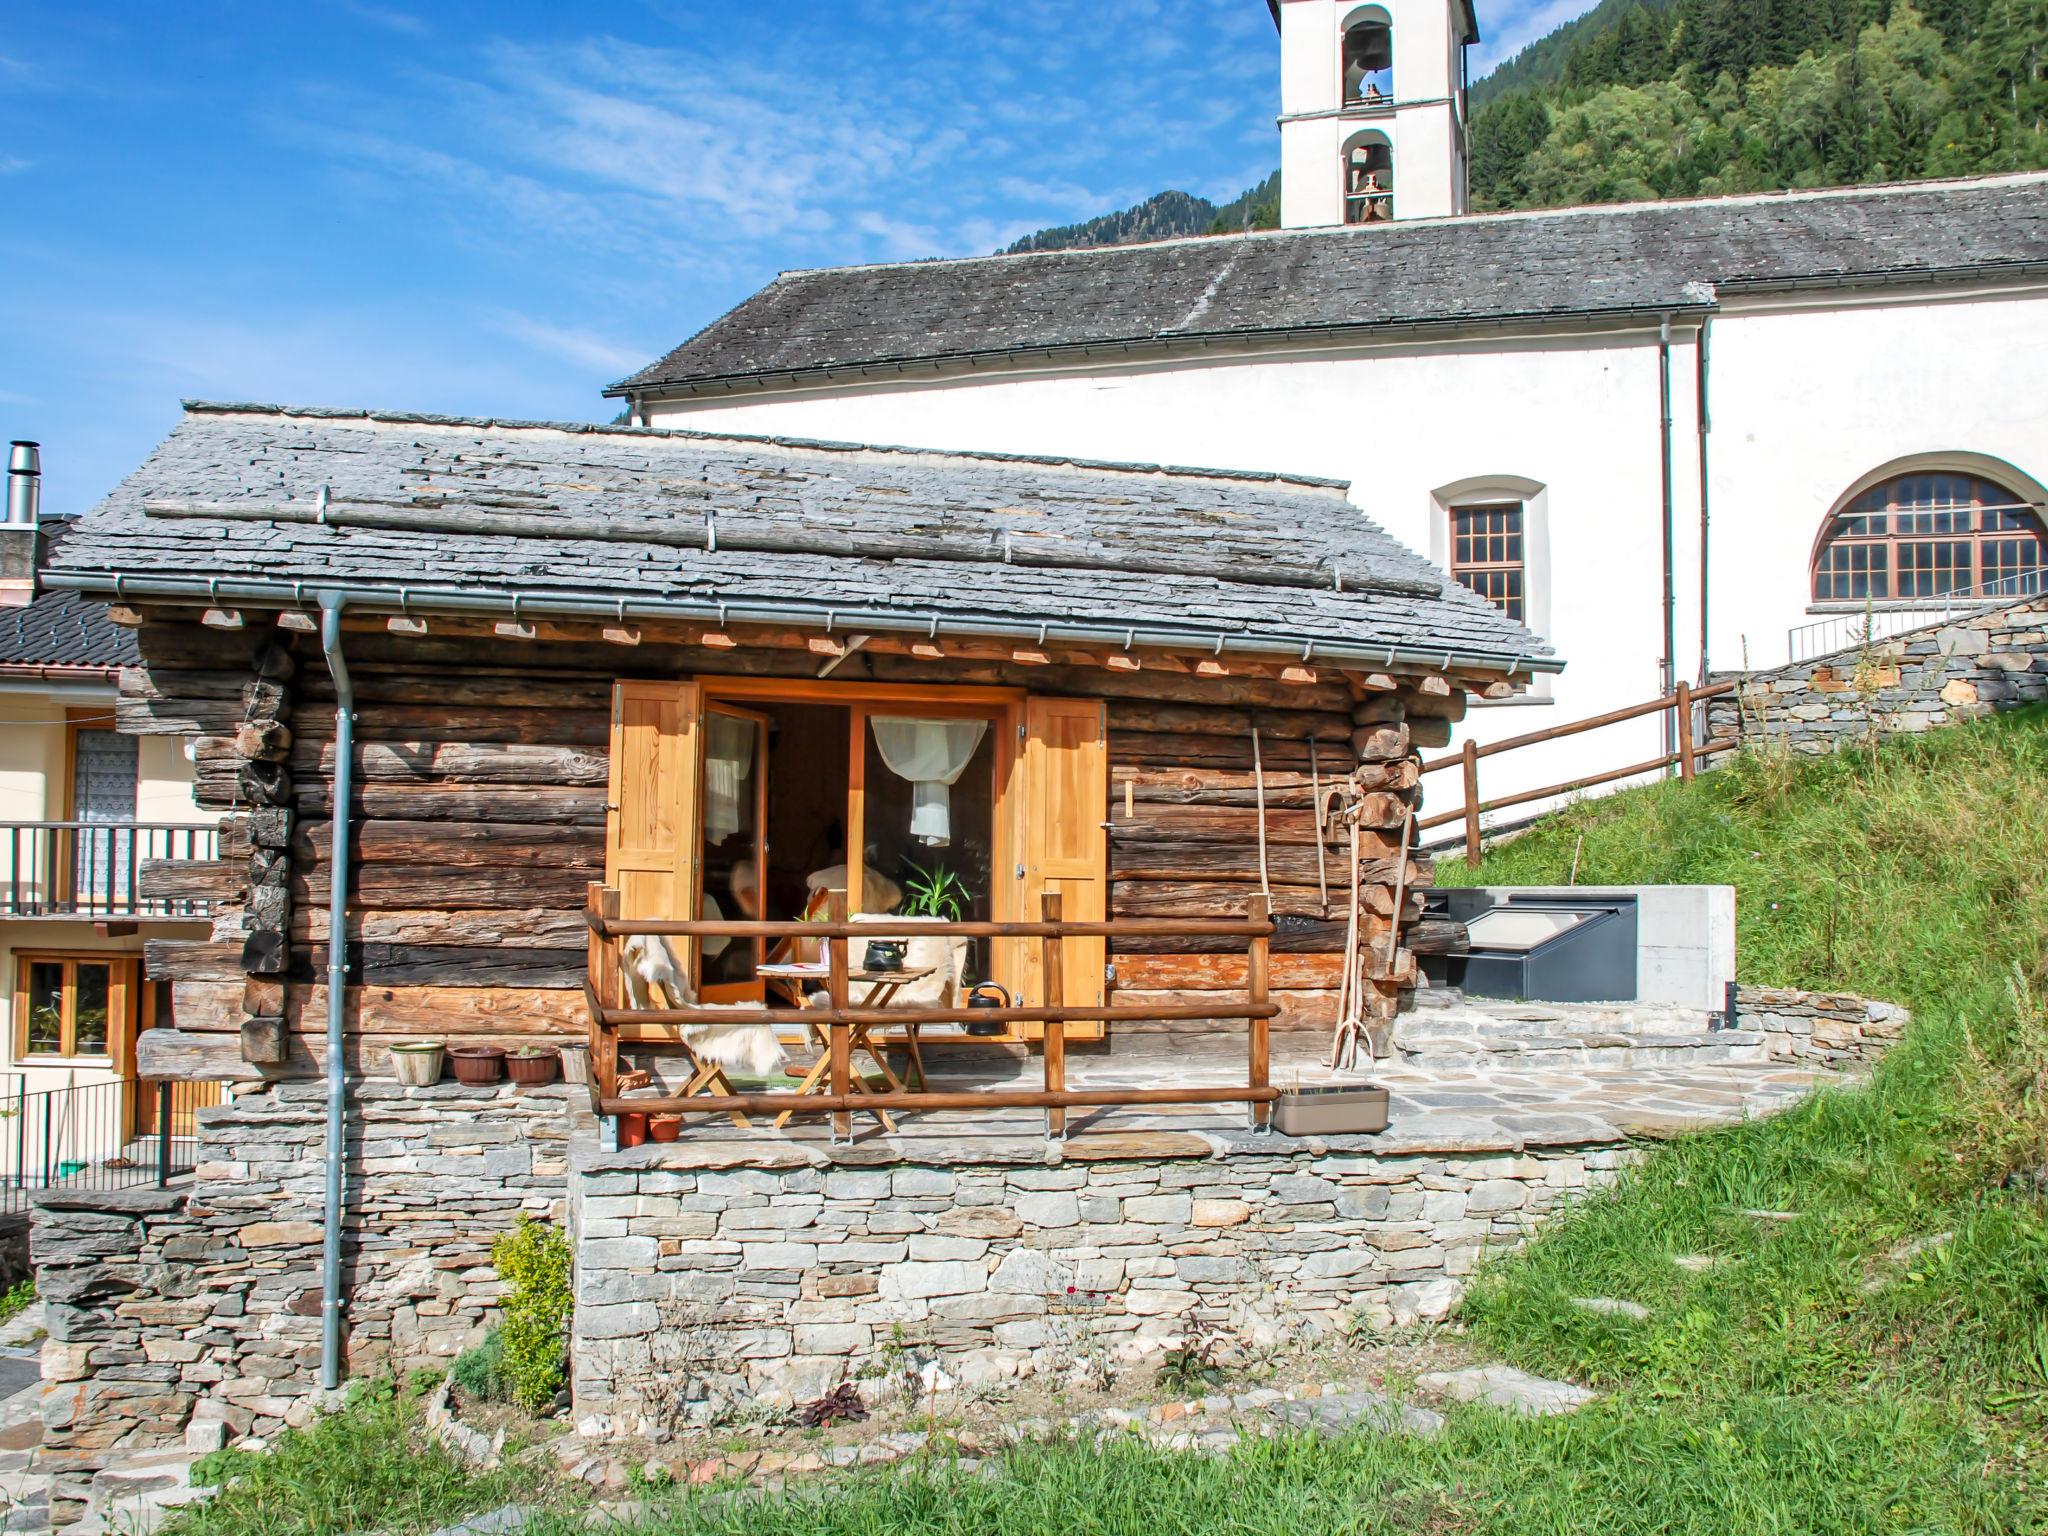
1703, 282, 2048, 678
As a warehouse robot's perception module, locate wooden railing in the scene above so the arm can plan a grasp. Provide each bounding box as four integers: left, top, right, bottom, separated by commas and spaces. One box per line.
1420, 679, 1741, 866
582, 882, 1279, 1139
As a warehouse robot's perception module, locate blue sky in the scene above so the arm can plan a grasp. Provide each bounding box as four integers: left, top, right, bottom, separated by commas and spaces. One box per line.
0, 1, 1593, 518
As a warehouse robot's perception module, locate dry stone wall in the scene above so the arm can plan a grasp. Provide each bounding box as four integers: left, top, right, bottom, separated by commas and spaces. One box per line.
1736, 986, 1907, 1070
565, 1113, 1632, 1435
31, 1081, 568, 1526
1710, 594, 2048, 753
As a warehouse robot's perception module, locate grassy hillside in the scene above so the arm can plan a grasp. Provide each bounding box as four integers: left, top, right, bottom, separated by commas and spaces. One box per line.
1472, 0, 1683, 108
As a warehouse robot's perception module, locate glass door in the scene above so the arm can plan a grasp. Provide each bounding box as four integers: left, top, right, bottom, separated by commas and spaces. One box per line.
697, 704, 770, 1002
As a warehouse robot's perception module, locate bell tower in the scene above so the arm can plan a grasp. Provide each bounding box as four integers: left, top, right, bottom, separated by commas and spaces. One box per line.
1274, 0, 1479, 227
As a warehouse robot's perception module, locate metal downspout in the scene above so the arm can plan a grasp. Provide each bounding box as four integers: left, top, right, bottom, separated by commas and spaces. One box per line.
1658, 317, 1677, 761
317, 594, 355, 1390
1696, 316, 1713, 682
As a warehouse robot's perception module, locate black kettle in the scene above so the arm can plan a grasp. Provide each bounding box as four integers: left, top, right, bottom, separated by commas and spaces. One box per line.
964, 983, 1011, 1036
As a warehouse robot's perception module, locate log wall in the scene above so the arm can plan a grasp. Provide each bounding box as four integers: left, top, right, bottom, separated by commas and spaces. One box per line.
127, 616, 1458, 1080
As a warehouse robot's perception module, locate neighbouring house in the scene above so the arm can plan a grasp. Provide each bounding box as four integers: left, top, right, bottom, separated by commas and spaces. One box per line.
0, 477, 218, 1193
605, 0, 2048, 826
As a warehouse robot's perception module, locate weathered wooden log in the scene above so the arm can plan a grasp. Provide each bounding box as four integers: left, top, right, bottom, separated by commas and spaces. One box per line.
1111, 841, 1401, 887
1109, 731, 1322, 771
235, 720, 292, 761
1102, 701, 1353, 742
1106, 988, 1336, 1031
289, 740, 610, 786
238, 808, 292, 851
290, 906, 590, 948
168, 979, 584, 1036
241, 976, 286, 1018
295, 671, 611, 711
1408, 716, 1453, 750
239, 1019, 289, 1066
1351, 723, 1412, 761
1111, 880, 1333, 921
344, 945, 588, 988
292, 783, 609, 825
138, 858, 240, 903
1113, 952, 1344, 991
1111, 915, 1347, 954
293, 865, 598, 910
239, 929, 289, 976
236, 758, 293, 807
1115, 762, 1418, 804
290, 819, 604, 871
143, 940, 246, 980
290, 704, 610, 747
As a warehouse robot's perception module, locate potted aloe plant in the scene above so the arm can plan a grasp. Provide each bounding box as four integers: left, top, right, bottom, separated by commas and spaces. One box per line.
506, 1045, 561, 1085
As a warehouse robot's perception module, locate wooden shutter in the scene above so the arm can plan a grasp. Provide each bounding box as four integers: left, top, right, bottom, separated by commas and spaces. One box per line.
605, 681, 702, 926
1018, 696, 1108, 1034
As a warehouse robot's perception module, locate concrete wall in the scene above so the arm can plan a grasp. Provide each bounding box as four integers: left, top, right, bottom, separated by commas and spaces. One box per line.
647, 281, 2048, 823
1708, 593, 2048, 753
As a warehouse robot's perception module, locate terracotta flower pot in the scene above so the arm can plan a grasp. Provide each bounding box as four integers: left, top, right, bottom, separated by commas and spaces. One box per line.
447, 1045, 506, 1085
649, 1113, 683, 1143
506, 1048, 560, 1085
617, 1112, 649, 1148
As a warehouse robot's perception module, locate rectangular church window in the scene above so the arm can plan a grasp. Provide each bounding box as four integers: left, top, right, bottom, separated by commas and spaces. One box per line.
1451, 503, 1526, 621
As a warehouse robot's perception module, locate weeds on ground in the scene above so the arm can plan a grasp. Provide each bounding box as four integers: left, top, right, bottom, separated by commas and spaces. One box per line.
0, 1278, 34, 1326
164, 1375, 548, 1536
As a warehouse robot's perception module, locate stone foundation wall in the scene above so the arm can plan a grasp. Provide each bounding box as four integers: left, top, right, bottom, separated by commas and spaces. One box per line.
1709, 594, 2048, 753
567, 1115, 1632, 1435
1736, 986, 1908, 1069
32, 1080, 568, 1525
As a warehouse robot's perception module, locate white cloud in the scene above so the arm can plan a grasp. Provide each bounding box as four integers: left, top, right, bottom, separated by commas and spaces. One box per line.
488, 312, 647, 376
331, 1, 429, 36
0, 156, 27, 175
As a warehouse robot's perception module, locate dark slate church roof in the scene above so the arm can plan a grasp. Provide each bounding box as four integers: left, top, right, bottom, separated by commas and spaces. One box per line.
0, 523, 138, 671
42, 403, 1557, 675
612, 175, 2048, 398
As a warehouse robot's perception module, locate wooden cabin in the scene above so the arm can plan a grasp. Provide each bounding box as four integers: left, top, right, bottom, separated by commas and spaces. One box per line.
42, 403, 1558, 1096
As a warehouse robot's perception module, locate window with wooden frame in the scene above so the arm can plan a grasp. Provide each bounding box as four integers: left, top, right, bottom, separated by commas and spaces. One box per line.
1812, 472, 2048, 603
13, 953, 135, 1062
1450, 502, 1526, 621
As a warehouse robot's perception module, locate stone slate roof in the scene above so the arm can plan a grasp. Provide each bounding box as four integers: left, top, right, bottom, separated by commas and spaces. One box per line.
0, 523, 137, 671
43, 403, 1557, 674
613, 175, 2048, 397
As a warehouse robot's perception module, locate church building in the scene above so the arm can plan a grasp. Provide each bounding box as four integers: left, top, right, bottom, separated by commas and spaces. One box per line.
607, 0, 2048, 816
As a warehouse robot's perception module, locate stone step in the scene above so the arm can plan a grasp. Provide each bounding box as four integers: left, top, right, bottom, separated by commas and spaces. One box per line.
86, 1450, 211, 1536
1395, 1031, 1769, 1072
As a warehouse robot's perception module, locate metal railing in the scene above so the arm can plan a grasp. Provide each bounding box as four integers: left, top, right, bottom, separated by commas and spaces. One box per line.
0, 1077, 209, 1215
1420, 680, 1742, 866
0, 821, 219, 919
1788, 570, 2046, 663
584, 882, 1279, 1140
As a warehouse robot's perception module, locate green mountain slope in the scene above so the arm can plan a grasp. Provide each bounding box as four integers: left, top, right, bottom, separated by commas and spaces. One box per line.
1004, 0, 2048, 250
1470, 0, 2048, 210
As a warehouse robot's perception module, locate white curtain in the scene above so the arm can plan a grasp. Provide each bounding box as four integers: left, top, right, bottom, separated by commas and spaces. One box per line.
703, 713, 756, 843
870, 717, 988, 846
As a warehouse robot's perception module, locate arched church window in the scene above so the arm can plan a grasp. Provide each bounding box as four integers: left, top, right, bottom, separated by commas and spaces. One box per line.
1342, 6, 1394, 104
1451, 502, 1525, 620
1343, 133, 1393, 224
1811, 471, 2047, 603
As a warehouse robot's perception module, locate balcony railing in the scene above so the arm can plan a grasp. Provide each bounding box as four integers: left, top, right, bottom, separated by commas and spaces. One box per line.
1788, 569, 2046, 663
0, 821, 220, 919
0, 1076, 210, 1216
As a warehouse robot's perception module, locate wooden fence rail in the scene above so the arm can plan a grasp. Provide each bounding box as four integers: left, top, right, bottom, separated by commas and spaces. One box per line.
1419, 679, 1742, 865
583, 883, 1278, 1140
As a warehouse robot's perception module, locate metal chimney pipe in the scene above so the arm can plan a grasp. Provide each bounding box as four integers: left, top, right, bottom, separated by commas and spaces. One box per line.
6, 443, 39, 527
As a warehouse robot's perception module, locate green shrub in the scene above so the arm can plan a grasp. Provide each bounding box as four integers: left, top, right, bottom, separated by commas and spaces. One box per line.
491, 1216, 571, 1412
449, 1329, 507, 1404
